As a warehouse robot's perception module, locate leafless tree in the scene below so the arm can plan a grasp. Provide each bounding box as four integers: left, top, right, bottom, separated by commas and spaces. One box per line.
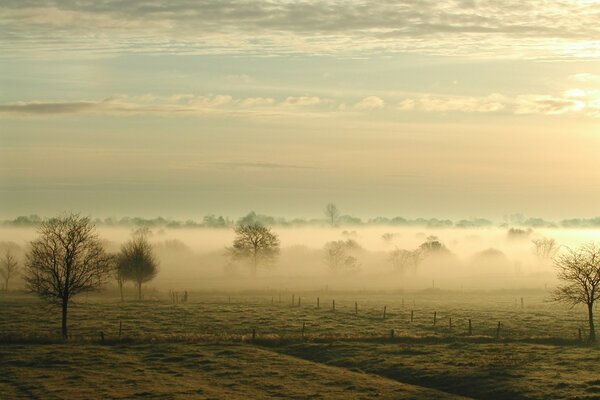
324, 203, 340, 227
551, 243, 600, 342
532, 237, 559, 264
227, 224, 280, 275
323, 240, 360, 273
118, 229, 159, 300
389, 248, 421, 274
23, 214, 112, 339
1, 249, 19, 291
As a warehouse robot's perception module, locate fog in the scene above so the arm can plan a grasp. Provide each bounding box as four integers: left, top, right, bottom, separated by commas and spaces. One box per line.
2, 225, 600, 292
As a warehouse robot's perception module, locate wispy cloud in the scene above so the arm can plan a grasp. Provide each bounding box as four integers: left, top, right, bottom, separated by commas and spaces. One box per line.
2, 91, 598, 118
1, 1, 599, 59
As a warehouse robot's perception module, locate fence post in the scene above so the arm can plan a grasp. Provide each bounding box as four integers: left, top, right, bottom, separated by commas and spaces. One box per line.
302, 321, 306, 340
332, 299, 335, 312
298, 296, 301, 307
252, 328, 256, 342
390, 329, 395, 339
496, 322, 501, 339
292, 294, 295, 306
520, 297, 524, 308
317, 297, 320, 309
383, 306, 387, 320
468, 319, 472, 336
410, 310, 414, 322
100, 331, 105, 343
355, 301, 358, 315
433, 311, 437, 326
578, 328, 582, 342
118, 321, 122, 339
449, 317, 452, 330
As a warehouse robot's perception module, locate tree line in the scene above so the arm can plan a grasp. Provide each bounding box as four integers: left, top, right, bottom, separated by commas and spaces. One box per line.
5, 211, 600, 343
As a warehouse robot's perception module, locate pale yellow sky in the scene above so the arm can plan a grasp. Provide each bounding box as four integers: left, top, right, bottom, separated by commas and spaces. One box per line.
0, 1, 599, 219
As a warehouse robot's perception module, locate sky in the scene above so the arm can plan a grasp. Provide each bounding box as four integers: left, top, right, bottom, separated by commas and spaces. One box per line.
1, 0, 599, 220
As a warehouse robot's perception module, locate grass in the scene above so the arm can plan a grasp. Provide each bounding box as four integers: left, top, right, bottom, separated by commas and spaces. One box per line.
1, 290, 598, 399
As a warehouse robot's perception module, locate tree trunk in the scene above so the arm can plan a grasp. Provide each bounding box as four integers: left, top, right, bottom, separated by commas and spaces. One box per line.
118, 279, 124, 302
61, 299, 68, 340
138, 281, 142, 300
588, 302, 596, 343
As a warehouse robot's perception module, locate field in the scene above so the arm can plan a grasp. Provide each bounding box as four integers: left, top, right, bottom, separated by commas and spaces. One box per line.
1, 290, 599, 399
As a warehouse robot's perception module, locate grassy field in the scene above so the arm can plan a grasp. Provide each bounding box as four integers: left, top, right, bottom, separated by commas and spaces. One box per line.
1, 290, 598, 399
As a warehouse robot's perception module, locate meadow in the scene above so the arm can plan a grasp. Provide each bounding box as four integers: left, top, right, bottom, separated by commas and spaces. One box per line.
1, 290, 598, 399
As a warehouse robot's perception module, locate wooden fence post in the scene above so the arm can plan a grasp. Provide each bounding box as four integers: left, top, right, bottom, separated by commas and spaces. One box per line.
100, 331, 105, 343
449, 317, 452, 330
302, 321, 306, 339
332, 299, 336, 312
468, 319, 472, 336
496, 322, 501, 339
410, 310, 414, 322
433, 311, 437, 326
383, 306, 387, 320
520, 298, 524, 308
292, 294, 295, 306
317, 297, 320, 309
298, 296, 301, 307
390, 329, 395, 339
578, 328, 582, 342
355, 301, 358, 315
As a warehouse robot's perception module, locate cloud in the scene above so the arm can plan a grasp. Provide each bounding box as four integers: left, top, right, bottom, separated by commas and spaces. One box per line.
514, 95, 585, 115
396, 94, 507, 113
1, 91, 598, 118
354, 96, 385, 110
1, 1, 599, 59
211, 162, 314, 170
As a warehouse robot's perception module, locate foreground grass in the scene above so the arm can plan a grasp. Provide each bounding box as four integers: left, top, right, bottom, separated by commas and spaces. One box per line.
270, 341, 600, 400
0, 342, 465, 400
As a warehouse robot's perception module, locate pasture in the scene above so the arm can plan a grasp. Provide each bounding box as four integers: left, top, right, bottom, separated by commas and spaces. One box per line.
1, 290, 598, 399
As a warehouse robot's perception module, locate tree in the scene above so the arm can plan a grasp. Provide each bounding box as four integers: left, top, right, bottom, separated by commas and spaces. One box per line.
227, 224, 280, 275
118, 229, 159, 300
323, 240, 360, 274
552, 243, 600, 343
1, 249, 19, 291
532, 237, 559, 264
324, 203, 340, 227
23, 214, 112, 339
389, 248, 421, 274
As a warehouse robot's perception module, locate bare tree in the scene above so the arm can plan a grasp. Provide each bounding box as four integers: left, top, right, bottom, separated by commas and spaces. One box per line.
389, 248, 421, 274
23, 214, 112, 339
532, 237, 559, 264
324, 203, 340, 227
1, 249, 19, 291
551, 243, 600, 343
227, 224, 280, 275
118, 229, 159, 300
323, 240, 360, 273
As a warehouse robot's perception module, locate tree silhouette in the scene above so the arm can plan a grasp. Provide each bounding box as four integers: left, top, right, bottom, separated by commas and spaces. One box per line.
118, 229, 159, 300
1, 249, 19, 291
324, 203, 340, 227
227, 224, 280, 275
24, 214, 112, 339
552, 243, 600, 342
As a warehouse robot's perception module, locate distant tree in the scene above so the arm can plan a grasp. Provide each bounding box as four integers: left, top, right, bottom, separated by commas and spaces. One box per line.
0, 249, 19, 291
532, 237, 559, 264
551, 243, 600, 343
389, 248, 421, 274
418, 236, 450, 256
227, 224, 280, 275
381, 232, 395, 244
118, 229, 159, 300
324, 203, 340, 227
323, 240, 360, 273
507, 227, 532, 239
23, 214, 112, 339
